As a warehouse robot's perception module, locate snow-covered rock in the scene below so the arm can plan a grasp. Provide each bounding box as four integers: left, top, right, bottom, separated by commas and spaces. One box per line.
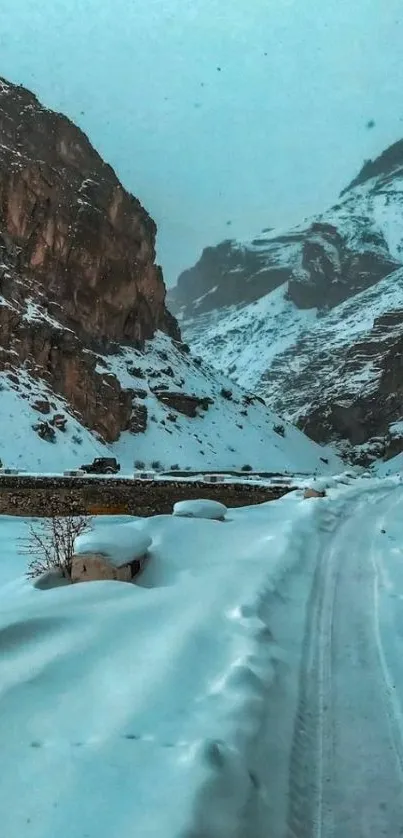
74, 523, 152, 567
303, 487, 327, 499
173, 499, 227, 520
72, 523, 152, 583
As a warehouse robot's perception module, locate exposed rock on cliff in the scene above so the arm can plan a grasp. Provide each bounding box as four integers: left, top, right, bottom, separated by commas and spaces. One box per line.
0, 76, 178, 441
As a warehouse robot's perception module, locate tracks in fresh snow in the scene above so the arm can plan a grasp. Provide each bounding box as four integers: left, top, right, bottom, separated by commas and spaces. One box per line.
287, 492, 403, 838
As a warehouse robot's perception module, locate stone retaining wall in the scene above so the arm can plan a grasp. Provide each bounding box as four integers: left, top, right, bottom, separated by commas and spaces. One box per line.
0, 476, 295, 517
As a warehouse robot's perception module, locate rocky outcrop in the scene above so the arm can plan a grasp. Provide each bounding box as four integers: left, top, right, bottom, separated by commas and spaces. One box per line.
129, 403, 148, 434
154, 390, 213, 417
341, 139, 403, 194
0, 77, 180, 441
265, 279, 403, 464
0, 305, 135, 440
287, 223, 399, 309
170, 220, 399, 318
71, 553, 146, 584
169, 238, 296, 317
0, 77, 178, 346
303, 488, 326, 499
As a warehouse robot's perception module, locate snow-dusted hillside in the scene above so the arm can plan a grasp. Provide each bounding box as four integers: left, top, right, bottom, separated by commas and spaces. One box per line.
172, 141, 403, 464
0, 328, 342, 475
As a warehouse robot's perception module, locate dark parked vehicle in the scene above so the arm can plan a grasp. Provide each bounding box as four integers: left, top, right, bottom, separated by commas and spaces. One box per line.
80, 457, 120, 475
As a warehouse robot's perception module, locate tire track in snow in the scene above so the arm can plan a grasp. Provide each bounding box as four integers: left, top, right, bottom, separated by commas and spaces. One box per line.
286, 505, 341, 838
286, 490, 403, 838
370, 499, 403, 781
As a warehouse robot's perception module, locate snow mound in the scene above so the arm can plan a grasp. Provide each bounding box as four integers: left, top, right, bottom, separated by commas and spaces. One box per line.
173, 499, 227, 520
74, 523, 152, 567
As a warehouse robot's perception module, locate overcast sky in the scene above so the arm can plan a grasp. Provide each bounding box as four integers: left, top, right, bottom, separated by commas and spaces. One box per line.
1, 0, 403, 284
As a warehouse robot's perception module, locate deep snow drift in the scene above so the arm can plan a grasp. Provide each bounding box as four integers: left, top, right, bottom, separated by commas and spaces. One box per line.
0, 491, 328, 838
2, 473, 403, 836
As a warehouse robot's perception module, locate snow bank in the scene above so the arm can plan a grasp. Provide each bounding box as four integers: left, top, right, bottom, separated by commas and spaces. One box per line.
0, 493, 329, 838
173, 499, 227, 520
74, 522, 152, 567
7, 479, 401, 836
373, 453, 403, 477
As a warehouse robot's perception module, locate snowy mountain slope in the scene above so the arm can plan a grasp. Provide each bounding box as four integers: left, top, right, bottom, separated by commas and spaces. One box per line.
183, 272, 403, 459
181, 283, 316, 396
171, 140, 403, 463
0, 370, 105, 473
0, 320, 342, 475
373, 451, 403, 476
170, 172, 402, 321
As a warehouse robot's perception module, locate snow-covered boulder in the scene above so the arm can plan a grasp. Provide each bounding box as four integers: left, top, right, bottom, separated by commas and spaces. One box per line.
173, 499, 227, 520
72, 523, 152, 583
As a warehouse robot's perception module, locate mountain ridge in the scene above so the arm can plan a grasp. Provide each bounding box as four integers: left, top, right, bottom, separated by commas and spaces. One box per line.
169, 140, 403, 464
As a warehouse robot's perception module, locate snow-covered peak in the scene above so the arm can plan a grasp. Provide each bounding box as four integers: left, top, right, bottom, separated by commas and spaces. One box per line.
173, 139, 403, 466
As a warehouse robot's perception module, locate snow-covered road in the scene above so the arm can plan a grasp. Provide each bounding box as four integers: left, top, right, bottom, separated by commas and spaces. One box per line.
286, 487, 403, 838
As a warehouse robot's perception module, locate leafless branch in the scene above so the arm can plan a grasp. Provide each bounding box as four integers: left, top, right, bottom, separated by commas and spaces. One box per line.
19, 515, 92, 580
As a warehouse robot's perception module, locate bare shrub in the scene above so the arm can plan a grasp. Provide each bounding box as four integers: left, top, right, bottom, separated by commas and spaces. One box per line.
20, 515, 92, 580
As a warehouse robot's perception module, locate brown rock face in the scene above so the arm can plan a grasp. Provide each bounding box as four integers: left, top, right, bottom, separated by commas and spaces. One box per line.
303, 488, 326, 499
169, 221, 400, 319
154, 391, 213, 417
0, 77, 180, 441
169, 238, 295, 317
283, 306, 403, 464
287, 224, 399, 310
71, 553, 145, 584
0, 77, 178, 346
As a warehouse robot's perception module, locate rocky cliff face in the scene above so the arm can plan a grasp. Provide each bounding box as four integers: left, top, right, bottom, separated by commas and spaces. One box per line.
172, 140, 403, 464
169, 218, 399, 320
0, 77, 179, 441
170, 238, 295, 316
